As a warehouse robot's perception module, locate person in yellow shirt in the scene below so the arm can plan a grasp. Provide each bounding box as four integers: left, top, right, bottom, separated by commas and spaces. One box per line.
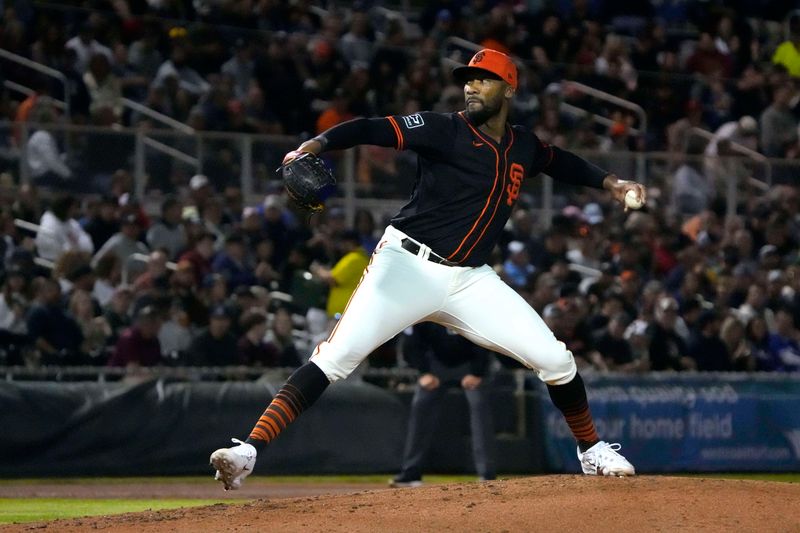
772, 24, 800, 78
312, 230, 369, 318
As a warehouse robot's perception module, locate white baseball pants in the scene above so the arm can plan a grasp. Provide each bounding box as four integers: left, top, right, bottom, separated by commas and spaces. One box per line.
310, 225, 577, 385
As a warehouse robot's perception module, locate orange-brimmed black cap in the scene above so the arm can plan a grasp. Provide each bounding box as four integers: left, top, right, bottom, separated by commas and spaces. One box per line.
453, 49, 518, 90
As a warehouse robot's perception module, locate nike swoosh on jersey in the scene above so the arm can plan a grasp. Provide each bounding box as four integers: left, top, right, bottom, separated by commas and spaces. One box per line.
472, 141, 484, 147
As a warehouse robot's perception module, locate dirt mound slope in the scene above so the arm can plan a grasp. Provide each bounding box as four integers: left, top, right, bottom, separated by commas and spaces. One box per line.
7, 476, 800, 532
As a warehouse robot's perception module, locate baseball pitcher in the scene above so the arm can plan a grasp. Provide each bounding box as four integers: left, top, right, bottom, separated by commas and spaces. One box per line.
211, 49, 643, 489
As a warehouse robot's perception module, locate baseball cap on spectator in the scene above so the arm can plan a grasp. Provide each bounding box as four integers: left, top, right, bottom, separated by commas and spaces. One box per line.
190, 174, 210, 191
452, 49, 518, 90
759, 244, 779, 261
738, 115, 758, 135
210, 304, 231, 320
543, 303, 562, 319
657, 296, 679, 312
768, 269, 784, 283
583, 203, 604, 225
508, 241, 526, 254
561, 205, 585, 221
136, 305, 159, 321
202, 273, 225, 288
263, 194, 284, 210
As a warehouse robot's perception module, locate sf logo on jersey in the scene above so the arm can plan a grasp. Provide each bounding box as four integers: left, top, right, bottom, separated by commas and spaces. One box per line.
506, 163, 523, 206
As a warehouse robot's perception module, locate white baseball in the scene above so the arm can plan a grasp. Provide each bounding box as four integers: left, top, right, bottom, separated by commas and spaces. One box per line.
624, 190, 644, 210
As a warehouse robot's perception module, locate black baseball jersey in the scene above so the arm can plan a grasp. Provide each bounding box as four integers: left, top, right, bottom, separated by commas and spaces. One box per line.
319, 111, 609, 267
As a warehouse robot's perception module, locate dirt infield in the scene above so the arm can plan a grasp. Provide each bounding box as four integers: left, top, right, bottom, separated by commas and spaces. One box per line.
5, 476, 800, 532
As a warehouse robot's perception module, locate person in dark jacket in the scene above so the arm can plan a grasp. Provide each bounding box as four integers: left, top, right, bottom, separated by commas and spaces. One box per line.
687, 309, 732, 371
107, 305, 162, 367
186, 305, 239, 366
390, 322, 496, 487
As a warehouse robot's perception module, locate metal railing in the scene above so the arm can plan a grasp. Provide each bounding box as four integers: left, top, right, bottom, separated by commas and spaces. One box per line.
0, 48, 71, 119
4, 120, 797, 228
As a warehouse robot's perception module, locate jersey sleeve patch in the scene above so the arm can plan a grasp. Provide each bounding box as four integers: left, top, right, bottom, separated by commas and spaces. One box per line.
401, 113, 425, 129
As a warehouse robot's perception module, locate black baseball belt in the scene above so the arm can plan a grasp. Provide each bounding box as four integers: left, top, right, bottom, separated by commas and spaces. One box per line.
400, 238, 460, 267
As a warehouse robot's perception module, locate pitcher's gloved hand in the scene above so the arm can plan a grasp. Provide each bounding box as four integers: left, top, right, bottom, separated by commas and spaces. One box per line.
278, 152, 336, 213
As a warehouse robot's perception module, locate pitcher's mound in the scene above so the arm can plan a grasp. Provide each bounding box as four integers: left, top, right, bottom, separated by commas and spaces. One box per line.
16, 476, 800, 532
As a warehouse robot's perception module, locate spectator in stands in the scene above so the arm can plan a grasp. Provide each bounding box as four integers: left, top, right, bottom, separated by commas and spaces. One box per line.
761, 304, 800, 372
647, 296, 694, 371
221, 38, 255, 100
146, 196, 186, 260
264, 306, 303, 367
26, 277, 85, 365
720, 314, 756, 371
35, 194, 94, 262
391, 322, 495, 487
237, 309, 281, 366
68, 289, 111, 363
311, 230, 369, 319
83, 53, 122, 119
213, 233, 257, 290
132, 249, 170, 293
84, 195, 119, 250
178, 231, 215, 286
107, 304, 162, 367
594, 312, 639, 372
671, 136, 712, 217
65, 21, 113, 74
186, 304, 238, 366
92, 253, 120, 308
0, 265, 29, 364
760, 82, 798, 158
92, 213, 149, 283
103, 285, 132, 343
502, 241, 535, 290
687, 309, 731, 371
26, 107, 74, 188
153, 44, 210, 96
158, 300, 193, 364
128, 24, 163, 79
772, 19, 800, 78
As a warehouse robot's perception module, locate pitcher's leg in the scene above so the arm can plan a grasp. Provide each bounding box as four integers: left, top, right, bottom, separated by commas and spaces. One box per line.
437, 269, 634, 475
311, 244, 448, 382
437, 267, 576, 384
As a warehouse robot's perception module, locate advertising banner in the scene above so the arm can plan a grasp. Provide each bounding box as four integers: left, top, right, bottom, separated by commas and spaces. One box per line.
537, 374, 800, 472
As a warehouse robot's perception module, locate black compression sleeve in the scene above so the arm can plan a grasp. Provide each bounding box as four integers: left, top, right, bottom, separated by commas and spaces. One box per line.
317, 117, 399, 152
544, 146, 609, 189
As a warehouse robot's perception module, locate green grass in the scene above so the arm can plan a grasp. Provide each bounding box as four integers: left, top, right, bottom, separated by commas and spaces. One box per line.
0, 498, 230, 524
0, 474, 477, 486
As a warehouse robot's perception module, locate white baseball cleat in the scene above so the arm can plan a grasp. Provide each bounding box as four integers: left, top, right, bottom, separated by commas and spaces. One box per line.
210, 438, 257, 490
577, 441, 635, 477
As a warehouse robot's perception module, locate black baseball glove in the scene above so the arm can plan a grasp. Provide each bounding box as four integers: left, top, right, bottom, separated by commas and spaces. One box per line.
279, 152, 336, 213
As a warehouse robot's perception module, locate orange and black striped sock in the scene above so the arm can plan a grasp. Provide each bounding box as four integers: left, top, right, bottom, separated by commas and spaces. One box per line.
546, 373, 599, 452
246, 362, 330, 451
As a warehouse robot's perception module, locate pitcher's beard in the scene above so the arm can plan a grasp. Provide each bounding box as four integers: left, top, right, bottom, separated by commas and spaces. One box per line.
466, 101, 501, 126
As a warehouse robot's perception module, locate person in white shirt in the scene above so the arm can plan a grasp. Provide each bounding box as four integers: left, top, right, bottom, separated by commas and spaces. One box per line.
152, 45, 209, 96
65, 22, 114, 73
35, 194, 95, 262
26, 107, 73, 185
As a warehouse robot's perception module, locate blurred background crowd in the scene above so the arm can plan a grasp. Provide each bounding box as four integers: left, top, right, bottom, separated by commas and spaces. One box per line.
1, 0, 799, 376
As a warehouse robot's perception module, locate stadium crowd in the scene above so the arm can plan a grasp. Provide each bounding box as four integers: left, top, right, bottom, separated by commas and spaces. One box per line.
0, 1, 799, 375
